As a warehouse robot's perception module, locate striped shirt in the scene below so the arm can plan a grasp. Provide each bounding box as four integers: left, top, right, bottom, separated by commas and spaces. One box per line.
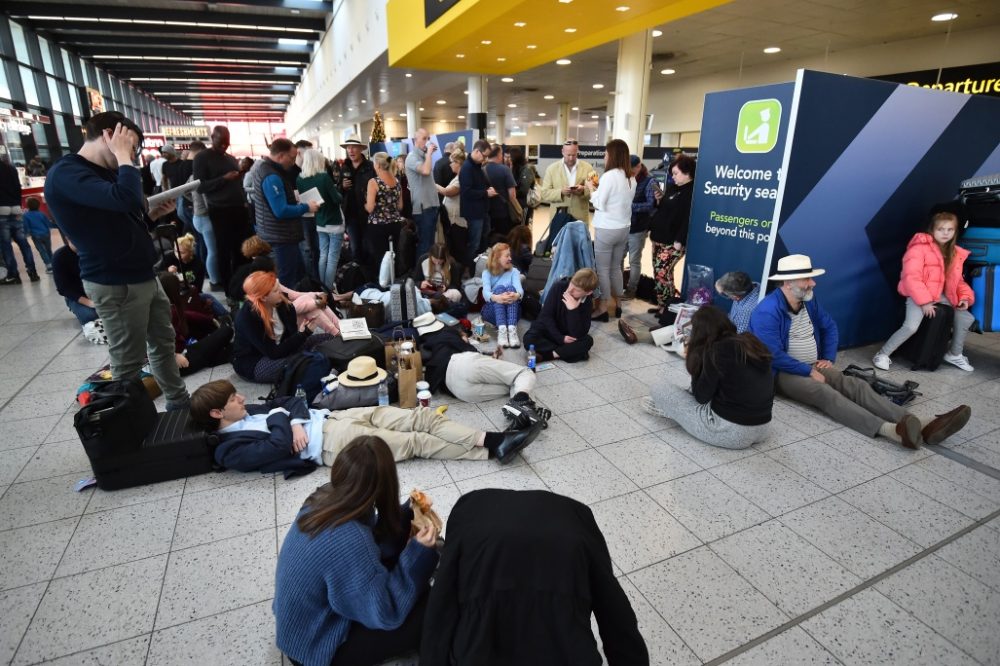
786, 306, 818, 365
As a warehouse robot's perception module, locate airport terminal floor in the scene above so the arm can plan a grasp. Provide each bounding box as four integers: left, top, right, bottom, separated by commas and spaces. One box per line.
1, 219, 1000, 665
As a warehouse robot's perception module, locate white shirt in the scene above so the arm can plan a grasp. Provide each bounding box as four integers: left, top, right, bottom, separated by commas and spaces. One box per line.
786, 306, 818, 365
149, 157, 166, 186
590, 169, 635, 230
218, 407, 328, 464
562, 161, 578, 187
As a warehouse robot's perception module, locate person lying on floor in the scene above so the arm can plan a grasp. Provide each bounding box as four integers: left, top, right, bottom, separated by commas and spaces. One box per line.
413, 312, 551, 427
522, 267, 598, 363
189, 373, 543, 472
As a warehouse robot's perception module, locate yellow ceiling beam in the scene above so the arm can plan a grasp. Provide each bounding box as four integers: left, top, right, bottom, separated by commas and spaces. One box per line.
387, 0, 731, 75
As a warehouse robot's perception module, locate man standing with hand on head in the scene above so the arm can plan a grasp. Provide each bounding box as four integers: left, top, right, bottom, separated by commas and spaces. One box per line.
45, 112, 190, 410
193, 125, 251, 288
405, 128, 440, 257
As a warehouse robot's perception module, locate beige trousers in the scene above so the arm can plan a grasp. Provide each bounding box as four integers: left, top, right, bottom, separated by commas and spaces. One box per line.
321, 406, 488, 466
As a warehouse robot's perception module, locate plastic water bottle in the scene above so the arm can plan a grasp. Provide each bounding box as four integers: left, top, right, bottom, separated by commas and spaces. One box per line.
377, 380, 389, 406
294, 384, 306, 400
527, 345, 537, 372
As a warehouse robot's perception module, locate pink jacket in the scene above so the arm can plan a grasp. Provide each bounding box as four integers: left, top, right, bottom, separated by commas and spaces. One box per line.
897, 233, 974, 307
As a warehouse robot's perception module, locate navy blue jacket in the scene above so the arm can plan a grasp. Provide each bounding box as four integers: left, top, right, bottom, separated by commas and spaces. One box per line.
213, 396, 317, 476
749, 287, 839, 377
45, 155, 158, 285
458, 158, 491, 221
231, 300, 310, 379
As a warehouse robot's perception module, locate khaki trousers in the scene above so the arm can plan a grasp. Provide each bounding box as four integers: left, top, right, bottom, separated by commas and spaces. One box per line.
321, 406, 488, 466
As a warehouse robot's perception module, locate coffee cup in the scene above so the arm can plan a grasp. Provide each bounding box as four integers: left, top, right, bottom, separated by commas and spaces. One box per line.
417, 390, 432, 407
415, 381, 430, 392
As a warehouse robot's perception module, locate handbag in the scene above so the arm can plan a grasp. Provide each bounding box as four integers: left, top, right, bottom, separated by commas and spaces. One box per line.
345, 301, 386, 328
313, 374, 399, 410
526, 185, 541, 208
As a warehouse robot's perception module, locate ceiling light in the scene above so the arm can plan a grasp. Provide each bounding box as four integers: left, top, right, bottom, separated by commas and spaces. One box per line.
456, 54, 465, 58
538, 112, 546, 117
526, 44, 537, 49
591, 114, 599, 119
571, 106, 579, 111
464, 90, 469, 94
931, 12, 958, 21
514, 22, 526, 27
405, 73, 412, 77
419, 107, 425, 111
651, 29, 663, 37
497, 57, 506, 62
399, 112, 407, 117
559, 0, 573, 3
660, 68, 675, 75
361, 99, 367, 103
501, 77, 514, 83
481, 40, 492, 45
490, 121, 496, 125
544, 95, 554, 100
436, 99, 447, 104
338, 113, 342, 117
592, 83, 604, 89
458, 115, 466, 119
347, 107, 353, 111
616, 6, 630, 11
556, 59, 572, 65
763, 46, 781, 54
564, 28, 577, 33
508, 103, 517, 108
379, 88, 386, 93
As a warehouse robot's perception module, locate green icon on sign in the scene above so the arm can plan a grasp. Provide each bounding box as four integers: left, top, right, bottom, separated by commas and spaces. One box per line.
736, 99, 781, 153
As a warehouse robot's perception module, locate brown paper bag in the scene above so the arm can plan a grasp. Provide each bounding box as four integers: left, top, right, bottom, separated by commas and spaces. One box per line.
397, 354, 421, 408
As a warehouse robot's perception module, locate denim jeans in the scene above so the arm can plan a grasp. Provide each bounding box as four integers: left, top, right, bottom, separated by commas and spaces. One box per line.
65, 297, 99, 326
31, 234, 53, 267
626, 230, 647, 292
0, 213, 37, 276
300, 218, 321, 283
466, 218, 485, 271
413, 206, 439, 257
192, 214, 220, 285
272, 242, 305, 287
83, 278, 189, 406
318, 231, 344, 290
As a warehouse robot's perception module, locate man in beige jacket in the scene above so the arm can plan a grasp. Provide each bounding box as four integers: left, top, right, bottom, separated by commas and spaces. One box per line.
540, 140, 596, 223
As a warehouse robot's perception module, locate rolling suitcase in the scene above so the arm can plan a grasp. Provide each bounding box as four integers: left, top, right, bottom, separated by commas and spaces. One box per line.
958, 174, 1000, 263
897, 303, 955, 371
523, 255, 552, 293
74, 379, 218, 490
969, 264, 999, 333
959, 228, 1000, 265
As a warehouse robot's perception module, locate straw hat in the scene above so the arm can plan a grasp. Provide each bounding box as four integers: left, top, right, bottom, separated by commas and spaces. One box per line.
413, 312, 444, 336
767, 254, 826, 281
337, 356, 387, 387
340, 135, 367, 149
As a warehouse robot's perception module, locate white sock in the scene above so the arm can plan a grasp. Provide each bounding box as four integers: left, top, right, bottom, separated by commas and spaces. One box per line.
878, 421, 900, 442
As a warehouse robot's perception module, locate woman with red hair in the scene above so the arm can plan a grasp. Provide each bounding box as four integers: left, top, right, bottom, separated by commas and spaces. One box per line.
232, 271, 333, 399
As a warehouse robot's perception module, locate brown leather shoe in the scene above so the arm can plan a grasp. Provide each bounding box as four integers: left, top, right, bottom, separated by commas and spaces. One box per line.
921, 405, 971, 446
895, 414, 923, 449
618, 319, 638, 345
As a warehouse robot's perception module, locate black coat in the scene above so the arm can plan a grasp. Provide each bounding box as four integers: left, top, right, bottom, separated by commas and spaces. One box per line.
421, 489, 649, 666
648, 181, 693, 245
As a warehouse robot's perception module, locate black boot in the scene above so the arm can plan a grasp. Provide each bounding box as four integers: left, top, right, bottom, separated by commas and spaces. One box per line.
28, 270, 40, 282
488, 421, 544, 464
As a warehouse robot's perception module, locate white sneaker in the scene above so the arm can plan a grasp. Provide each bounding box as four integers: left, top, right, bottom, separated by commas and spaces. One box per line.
943, 353, 974, 372
497, 326, 509, 348
508, 327, 520, 349
873, 352, 891, 371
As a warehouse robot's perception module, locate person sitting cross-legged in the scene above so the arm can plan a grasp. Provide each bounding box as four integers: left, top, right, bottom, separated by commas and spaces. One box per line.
522, 268, 597, 363
189, 371, 543, 470
749, 253, 971, 449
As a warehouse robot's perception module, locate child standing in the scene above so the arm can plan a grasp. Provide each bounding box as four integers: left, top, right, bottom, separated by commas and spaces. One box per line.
481, 243, 524, 348
874, 211, 976, 372
22, 197, 53, 273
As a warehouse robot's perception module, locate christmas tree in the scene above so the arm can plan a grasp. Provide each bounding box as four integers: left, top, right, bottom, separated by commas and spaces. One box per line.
370, 111, 386, 143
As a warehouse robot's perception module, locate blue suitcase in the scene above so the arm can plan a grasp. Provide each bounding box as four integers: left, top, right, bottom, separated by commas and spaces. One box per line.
969, 264, 999, 333
960, 228, 1000, 265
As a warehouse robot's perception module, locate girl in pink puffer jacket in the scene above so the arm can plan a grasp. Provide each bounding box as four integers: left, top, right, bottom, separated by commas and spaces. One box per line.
874, 211, 976, 372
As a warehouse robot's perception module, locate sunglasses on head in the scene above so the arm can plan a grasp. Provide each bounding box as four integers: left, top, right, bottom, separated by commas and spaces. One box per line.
563, 140, 579, 146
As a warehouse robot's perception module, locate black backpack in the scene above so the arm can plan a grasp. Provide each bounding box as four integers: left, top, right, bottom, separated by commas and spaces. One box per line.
842, 365, 921, 406
335, 261, 367, 293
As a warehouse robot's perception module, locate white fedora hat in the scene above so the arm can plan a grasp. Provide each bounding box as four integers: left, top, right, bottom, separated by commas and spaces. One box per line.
413, 312, 444, 336
337, 356, 387, 387
340, 135, 367, 149
767, 254, 826, 281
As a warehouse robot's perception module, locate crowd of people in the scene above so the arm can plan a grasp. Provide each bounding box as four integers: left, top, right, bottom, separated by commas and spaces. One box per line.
2, 109, 981, 665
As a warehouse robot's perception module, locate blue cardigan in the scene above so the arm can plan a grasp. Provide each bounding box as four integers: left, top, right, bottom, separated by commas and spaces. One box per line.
274, 507, 439, 666
213, 396, 316, 476
749, 287, 838, 377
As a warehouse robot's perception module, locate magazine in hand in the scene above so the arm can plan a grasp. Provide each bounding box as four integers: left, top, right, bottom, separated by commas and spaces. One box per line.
339, 317, 372, 341
147, 179, 200, 208
297, 187, 324, 219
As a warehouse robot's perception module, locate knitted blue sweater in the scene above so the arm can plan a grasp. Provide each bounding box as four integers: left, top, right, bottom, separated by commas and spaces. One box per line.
273, 511, 439, 666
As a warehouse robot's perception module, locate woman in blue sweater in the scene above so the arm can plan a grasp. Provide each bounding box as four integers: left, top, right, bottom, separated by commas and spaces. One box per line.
480, 243, 524, 348
274, 436, 440, 666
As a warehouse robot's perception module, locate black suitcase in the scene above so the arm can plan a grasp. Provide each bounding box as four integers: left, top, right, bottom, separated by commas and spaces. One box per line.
316, 334, 387, 374
897, 303, 955, 371
524, 256, 552, 293
75, 380, 218, 490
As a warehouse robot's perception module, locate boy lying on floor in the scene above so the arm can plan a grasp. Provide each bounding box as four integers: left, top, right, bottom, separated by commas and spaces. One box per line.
189, 376, 543, 474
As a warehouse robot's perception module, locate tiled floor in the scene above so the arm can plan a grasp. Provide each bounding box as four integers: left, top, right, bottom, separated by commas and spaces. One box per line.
1, 248, 1000, 666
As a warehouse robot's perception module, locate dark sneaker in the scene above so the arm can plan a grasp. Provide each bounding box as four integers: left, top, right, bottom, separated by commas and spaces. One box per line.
503, 398, 552, 429
0, 275, 22, 285
27, 271, 40, 282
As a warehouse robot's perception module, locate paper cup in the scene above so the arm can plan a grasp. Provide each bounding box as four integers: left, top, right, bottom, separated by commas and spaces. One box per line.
415, 381, 430, 392
417, 390, 432, 407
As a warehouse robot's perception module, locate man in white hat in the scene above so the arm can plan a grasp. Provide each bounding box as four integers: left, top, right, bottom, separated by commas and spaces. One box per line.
414, 313, 550, 426
190, 372, 543, 469
749, 254, 971, 448
338, 136, 375, 270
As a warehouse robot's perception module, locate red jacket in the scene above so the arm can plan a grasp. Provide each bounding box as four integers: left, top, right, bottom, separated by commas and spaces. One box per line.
898, 233, 974, 307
